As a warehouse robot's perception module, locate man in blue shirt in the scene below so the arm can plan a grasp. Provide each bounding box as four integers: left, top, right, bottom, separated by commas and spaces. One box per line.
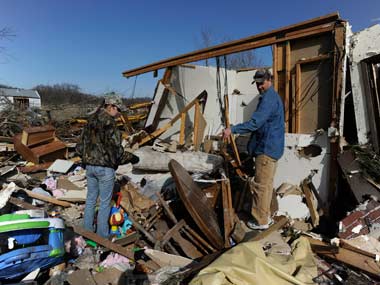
223, 69, 285, 230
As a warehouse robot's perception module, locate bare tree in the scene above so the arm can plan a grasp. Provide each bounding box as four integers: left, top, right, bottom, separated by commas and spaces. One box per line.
196, 27, 216, 67
0, 27, 15, 51
196, 29, 263, 69
0, 27, 15, 63
227, 49, 263, 70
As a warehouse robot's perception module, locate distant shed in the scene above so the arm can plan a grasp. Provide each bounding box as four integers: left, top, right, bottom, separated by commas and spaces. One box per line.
0, 88, 41, 110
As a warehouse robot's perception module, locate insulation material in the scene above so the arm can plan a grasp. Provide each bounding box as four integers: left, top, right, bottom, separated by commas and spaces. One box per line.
277, 195, 309, 220
0, 182, 17, 209
190, 237, 317, 285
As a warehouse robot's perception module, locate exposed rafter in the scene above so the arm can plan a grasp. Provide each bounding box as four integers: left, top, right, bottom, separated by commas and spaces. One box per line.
123, 12, 342, 78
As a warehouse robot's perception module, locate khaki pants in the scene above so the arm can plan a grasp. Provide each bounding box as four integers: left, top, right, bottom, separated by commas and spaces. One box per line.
250, 154, 277, 225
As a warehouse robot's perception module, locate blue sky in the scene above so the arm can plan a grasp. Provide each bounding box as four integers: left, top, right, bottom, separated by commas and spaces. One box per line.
1, 0, 380, 98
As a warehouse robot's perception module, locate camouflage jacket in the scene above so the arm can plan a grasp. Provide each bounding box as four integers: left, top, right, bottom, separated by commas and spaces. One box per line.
76, 109, 134, 169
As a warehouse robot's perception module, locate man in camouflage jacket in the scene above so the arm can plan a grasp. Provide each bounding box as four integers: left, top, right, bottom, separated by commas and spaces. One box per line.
77, 93, 138, 238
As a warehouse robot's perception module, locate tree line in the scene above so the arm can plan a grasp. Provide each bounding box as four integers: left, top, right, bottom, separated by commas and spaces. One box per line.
35, 83, 150, 107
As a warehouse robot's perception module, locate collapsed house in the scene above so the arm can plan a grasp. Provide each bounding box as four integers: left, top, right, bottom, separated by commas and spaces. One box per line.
1, 12, 380, 284
123, 12, 380, 211
0, 88, 41, 111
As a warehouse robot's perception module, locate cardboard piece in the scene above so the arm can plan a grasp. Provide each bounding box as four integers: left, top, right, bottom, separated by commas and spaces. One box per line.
48, 159, 74, 173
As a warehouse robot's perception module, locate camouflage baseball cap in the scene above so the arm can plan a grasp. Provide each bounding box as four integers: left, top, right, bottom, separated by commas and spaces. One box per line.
104, 92, 124, 111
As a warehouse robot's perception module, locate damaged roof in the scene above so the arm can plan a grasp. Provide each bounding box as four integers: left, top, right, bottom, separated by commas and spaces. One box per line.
0, 88, 40, 99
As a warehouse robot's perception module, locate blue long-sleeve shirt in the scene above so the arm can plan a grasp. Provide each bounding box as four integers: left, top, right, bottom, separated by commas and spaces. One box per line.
231, 86, 285, 160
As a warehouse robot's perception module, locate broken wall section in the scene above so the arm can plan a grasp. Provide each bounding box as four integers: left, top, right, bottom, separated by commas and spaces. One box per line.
145, 65, 261, 141
349, 24, 380, 149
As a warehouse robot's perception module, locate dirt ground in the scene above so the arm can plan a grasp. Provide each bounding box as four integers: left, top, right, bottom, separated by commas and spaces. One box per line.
44, 103, 99, 121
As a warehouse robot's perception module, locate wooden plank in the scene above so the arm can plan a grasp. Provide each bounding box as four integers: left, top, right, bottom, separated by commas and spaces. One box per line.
339, 239, 378, 259
25, 137, 55, 148
18, 162, 53, 173
73, 225, 135, 260
193, 100, 200, 151
295, 63, 301, 133
124, 25, 335, 77
161, 67, 172, 85
183, 224, 216, 252
273, 44, 278, 92
202, 183, 220, 208
8, 197, 40, 210
127, 214, 157, 244
0, 136, 13, 143
0, 143, 14, 152
195, 107, 206, 151
220, 148, 247, 179
123, 13, 340, 77
143, 208, 163, 230
332, 24, 345, 123
296, 53, 331, 65
328, 23, 346, 207
226, 180, 234, 229
157, 193, 216, 253
32, 140, 67, 157
127, 24, 335, 80
157, 218, 185, 246
160, 219, 203, 259
285, 41, 291, 132
120, 114, 134, 134
13, 134, 39, 163
21, 188, 72, 207
224, 92, 242, 167
179, 112, 186, 145
138, 91, 207, 146
171, 230, 203, 259
180, 226, 210, 255
250, 216, 289, 242
222, 180, 232, 248
285, 22, 335, 38
114, 231, 140, 246
307, 236, 380, 277
21, 125, 55, 146
149, 87, 170, 130
14, 134, 67, 164
21, 125, 55, 135
276, 44, 285, 72
301, 180, 319, 227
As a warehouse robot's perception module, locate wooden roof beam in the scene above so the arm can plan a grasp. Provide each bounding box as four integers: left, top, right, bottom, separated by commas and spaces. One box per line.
123, 12, 343, 78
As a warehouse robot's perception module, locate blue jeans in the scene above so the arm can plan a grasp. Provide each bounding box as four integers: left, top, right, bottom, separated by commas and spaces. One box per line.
84, 165, 115, 238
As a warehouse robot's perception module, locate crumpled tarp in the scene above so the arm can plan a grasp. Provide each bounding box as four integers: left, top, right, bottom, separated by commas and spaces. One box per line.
190, 237, 317, 285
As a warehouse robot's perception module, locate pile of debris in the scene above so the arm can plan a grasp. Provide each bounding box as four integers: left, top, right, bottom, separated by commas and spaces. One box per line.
0, 96, 47, 137
1, 11, 380, 285
0, 124, 379, 284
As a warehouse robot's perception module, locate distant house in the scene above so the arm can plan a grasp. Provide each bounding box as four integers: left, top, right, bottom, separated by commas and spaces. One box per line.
0, 88, 41, 110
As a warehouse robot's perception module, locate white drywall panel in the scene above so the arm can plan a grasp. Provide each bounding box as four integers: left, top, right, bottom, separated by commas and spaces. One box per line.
275, 133, 330, 203
229, 70, 261, 125
349, 24, 380, 144
145, 81, 166, 127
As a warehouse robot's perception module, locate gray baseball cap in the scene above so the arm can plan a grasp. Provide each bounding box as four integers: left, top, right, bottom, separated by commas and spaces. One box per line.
104, 92, 124, 111
252, 69, 272, 84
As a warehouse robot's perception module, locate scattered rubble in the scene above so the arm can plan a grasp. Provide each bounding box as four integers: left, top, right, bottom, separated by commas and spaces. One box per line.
1, 12, 380, 285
